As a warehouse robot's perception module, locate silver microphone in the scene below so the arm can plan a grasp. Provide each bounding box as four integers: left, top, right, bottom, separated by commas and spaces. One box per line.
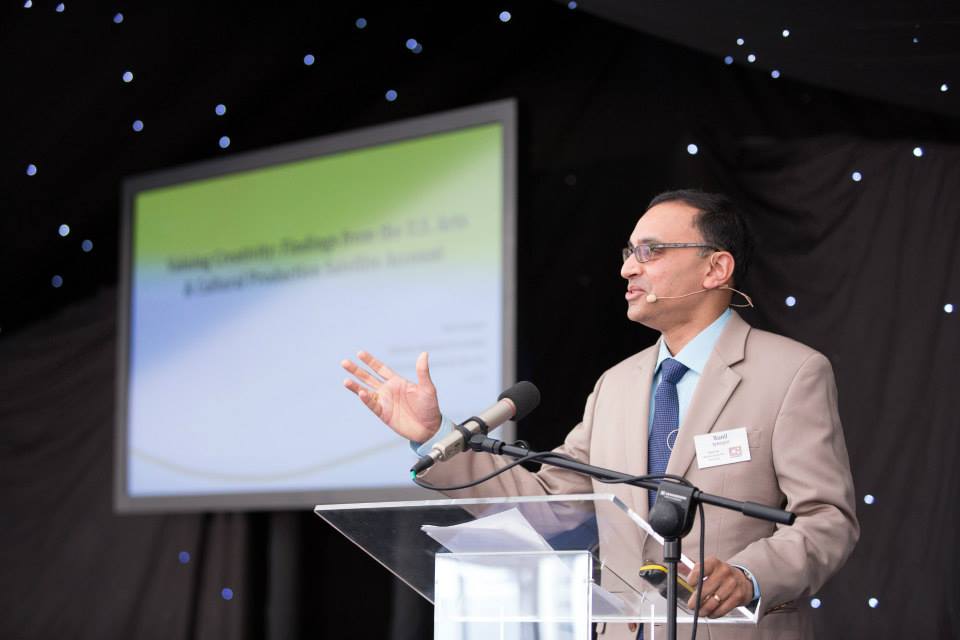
411, 381, 540, 475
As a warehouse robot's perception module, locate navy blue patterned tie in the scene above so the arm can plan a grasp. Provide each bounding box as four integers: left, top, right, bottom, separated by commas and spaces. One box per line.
648, 358, 689, 510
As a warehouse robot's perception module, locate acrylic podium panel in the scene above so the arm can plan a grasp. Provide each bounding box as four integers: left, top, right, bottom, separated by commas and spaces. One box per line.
314, 493, 756, 637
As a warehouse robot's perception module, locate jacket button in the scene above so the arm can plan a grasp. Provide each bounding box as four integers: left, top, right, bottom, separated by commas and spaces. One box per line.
628, 623, 638, 632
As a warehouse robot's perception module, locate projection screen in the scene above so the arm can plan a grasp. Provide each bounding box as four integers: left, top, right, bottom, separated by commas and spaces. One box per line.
115, 99, 516, 512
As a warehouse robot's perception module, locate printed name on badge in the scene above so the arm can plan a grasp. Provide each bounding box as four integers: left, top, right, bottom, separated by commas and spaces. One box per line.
694, 427, 752, 469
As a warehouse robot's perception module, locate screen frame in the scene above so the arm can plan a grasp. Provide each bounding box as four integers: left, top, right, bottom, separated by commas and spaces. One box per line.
114, 98, 517, 513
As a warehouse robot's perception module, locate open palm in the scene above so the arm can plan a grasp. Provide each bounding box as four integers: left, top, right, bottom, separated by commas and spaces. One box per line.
341, 351, 442, 444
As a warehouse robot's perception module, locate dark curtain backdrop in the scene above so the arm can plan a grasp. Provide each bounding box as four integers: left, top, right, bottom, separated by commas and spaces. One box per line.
3, 2, 959, 639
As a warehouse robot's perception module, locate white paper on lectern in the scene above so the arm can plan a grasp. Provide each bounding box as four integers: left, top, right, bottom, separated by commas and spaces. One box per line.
421, 507, 554, 553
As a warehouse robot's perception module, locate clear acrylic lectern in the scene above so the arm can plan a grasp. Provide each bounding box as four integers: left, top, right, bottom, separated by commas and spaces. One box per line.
314, 493, 756, 639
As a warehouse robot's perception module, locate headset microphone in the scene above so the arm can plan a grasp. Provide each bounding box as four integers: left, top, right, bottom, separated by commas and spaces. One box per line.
644, 285, 754, 308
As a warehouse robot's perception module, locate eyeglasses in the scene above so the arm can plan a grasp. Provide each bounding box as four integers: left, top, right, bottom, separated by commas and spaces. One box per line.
621, 242, 719, 263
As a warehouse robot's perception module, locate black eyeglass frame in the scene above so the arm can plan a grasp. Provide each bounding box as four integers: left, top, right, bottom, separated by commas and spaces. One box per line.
621, 242, 720, 263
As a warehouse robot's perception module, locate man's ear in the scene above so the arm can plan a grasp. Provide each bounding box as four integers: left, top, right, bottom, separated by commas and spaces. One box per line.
702, 251, 735, 289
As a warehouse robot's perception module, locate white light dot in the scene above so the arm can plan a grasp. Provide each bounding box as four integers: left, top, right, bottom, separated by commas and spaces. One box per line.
568, 0, 578, 8
81, 239, 93, 252
24, 0, 32, 8
941, 83, 949, 93
945, 303, 954, 314
221, 587, 234, 601
724, 55, 734, 65
355, 17, 367, 29
851, 171, 863, 182
499, 10, 511, 22
303, 54, 315, 66
863, 494, 875, 505
810, 598, 822, 609
405, 38, 418, 50
113, 12, 123, 23
56, 2, 64, 12
215, 103, 227, 116
868, 598, 879, 609
52, 275, 63, 288
782, 29, 790, 38
385, 89, 398, 102
26, 163, 38, 176
736, 37, 744, 46
771, 70, 781, 79
747, 53, 757, 63
785, 296, 797, 307
686, 143, 699, 155
219, 135, 231, 149
58, 224, 70, 237
132, 119, 144, 132
122, 71, 134, 83
912, 146, 923, 157
912, 36, 919, 44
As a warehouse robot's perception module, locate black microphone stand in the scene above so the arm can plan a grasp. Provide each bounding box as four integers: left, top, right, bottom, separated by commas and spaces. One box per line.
464, 434, 795, 640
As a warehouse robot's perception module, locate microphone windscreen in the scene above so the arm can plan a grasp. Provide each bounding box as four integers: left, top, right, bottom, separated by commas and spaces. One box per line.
498, 381, 541, 421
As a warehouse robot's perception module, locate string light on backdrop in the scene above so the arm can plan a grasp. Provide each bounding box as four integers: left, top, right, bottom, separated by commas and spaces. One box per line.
355, 17, 367, 29
724, 55, 734, 65
811, 598, 822, 609
51, 275, 63, 289
178, 551, 190, 564
782, 29, 791, 38
215, 103, 227, 116
686, 143, 698, 155
785, 296, 797, 307
122, 71, 133, 83
941, 83, 949, 93
944, 303, 954, 314
81, 240, 93, 252
499, 10, 511, 23
405, 38, 423, 54
736, 37, 744, 46
868, 598, 879, 609
218, 135, 231, 149
221, 588, 234, 601
863, 494, 875, 504
58, 224, 70, 237
132, 119, 144, 132
23, 0, 32, 8
55, 2, 64, 12
771, 70, 781, 79
26, 163, 38, 176
851, 171, 863, 182
567, 1, 578, 9
913, 146, 923, 157
113, 12, 123, 24
385, 89, 398, 102
303, 53, 315, 66
747, 53, 757, 63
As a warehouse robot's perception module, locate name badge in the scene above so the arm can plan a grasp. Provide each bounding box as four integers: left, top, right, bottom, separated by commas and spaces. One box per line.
694, 427, 751, 469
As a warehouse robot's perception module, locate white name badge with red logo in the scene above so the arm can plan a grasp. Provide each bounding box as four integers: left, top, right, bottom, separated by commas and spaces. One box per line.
693, 427, 751, 469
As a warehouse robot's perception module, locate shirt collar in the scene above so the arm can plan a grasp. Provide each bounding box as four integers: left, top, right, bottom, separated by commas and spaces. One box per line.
655, 308, 733, 376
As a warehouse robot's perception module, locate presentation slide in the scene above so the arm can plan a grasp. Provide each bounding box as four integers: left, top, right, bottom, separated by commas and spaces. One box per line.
118, 104, 514, 510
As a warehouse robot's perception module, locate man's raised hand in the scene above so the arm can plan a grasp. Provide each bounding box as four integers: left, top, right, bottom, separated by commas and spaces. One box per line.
341, 351, 442, 445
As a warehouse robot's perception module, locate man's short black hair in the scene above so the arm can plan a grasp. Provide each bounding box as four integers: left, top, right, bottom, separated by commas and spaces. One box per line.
646, 189, 754, 286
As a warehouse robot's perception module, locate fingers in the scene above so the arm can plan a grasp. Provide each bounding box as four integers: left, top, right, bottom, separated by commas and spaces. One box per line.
343, 378, 384, 418
357, 350, 398, 380
686, 557, 750, 618
341, 358, 383, 389
415, 352, 434, 389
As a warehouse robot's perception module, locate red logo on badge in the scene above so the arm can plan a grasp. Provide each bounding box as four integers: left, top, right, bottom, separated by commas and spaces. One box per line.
729, 446, 742, 457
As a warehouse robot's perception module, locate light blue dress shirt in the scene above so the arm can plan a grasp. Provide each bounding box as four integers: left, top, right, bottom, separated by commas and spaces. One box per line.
412, 307, 759, 602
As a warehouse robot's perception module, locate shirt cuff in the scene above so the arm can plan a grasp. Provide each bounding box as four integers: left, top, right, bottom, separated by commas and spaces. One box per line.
410, 415, 457, 456
731, 564, 761, 604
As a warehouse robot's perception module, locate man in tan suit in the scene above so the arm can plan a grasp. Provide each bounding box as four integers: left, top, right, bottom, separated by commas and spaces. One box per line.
342, 190, 859, 639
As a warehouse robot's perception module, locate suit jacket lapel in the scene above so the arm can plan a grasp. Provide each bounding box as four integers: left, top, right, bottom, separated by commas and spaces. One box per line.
665, 312, 750, 479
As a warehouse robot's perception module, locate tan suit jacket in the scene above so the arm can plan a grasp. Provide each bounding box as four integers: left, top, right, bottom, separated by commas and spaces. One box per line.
425, 311, 859, 639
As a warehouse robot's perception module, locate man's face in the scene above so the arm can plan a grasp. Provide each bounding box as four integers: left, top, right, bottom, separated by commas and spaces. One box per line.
620, 200, 714, 330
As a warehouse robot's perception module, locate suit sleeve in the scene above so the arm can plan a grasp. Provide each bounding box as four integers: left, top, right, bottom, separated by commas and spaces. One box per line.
419, 374, 605, 500
726, 352, 859, 616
